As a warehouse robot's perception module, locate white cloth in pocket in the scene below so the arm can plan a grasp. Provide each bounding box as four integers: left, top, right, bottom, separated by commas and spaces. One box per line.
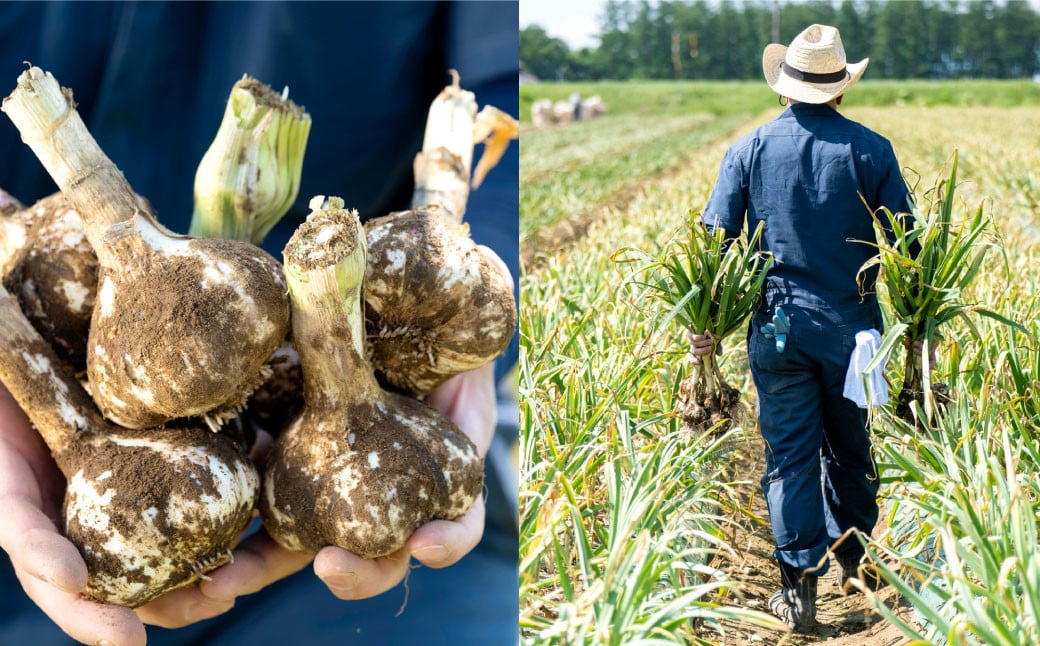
843, 329, 888, 408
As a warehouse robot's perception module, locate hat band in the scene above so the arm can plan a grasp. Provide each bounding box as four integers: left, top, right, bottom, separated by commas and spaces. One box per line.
782, 62, 848, 84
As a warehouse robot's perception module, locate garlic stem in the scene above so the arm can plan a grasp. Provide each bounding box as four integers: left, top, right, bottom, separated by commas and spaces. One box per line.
420, 70, 477, 176
282, 199, 378, 405
411, 70, 477, 223
2, 66, 144, 267
190, 76, 311, 243
0, 286, 95, 457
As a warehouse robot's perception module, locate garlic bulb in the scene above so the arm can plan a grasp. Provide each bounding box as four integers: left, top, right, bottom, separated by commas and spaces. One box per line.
261, 200, 483, 557
0, 287, 258, 607
3, 66, 290, 429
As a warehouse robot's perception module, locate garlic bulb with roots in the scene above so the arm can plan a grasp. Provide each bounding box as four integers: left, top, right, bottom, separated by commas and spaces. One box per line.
363, 71, 518, 397
2, 66, 290, 430
260, 198, 484, 558
0, 287, 259, 607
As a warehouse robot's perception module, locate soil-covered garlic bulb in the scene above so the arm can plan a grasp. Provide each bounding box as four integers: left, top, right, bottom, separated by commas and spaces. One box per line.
365, 208, 516, 395
0, 287, 259, 607
3, 66, 290, 429
364, 72, 518, 397
260, 199, 483, 557
3, 193, 97, 370
0, 188, 26, 275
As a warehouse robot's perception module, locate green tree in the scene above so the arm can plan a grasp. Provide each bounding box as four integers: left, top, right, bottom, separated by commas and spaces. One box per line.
520, 25, 572, 81
993, 0, 1040, 78
872, 0, 932, 78
598, 0, 639, 80
520, 0, 1040, 82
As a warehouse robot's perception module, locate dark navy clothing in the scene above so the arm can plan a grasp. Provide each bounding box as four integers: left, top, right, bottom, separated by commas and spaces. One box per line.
704, 103, 909, 321
0, 2, 518, 644
748, 307, 880, 572
703, 103, 909, 574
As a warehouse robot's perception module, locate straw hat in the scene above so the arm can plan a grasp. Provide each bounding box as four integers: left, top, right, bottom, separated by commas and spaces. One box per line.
763, 24, 868, 104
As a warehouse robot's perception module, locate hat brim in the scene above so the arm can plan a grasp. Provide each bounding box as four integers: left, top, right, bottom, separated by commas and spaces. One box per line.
762, 43, 868, 104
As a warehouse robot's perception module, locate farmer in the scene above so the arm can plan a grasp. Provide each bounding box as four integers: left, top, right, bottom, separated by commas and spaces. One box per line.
0, 3, 518, 645
688, 24, 915, 631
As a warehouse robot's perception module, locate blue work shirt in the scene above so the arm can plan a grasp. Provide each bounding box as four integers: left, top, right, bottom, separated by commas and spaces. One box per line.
703, 103, 910, 324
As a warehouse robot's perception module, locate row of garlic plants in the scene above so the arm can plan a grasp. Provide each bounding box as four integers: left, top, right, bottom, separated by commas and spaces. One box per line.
848, 106, 1040, 645
519, 112, 750, 248
519, 111, 783, 644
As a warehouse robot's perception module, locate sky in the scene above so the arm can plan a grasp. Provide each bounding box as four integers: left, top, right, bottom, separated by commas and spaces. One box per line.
519, 0, 609, 50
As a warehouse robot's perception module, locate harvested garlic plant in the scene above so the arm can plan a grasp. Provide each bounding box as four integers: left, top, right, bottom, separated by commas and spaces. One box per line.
0, 286, 259, 607
364, 71, 519, 397
2, 66, 290, 429
261, 198, 484, 558
2, 76, 306, 378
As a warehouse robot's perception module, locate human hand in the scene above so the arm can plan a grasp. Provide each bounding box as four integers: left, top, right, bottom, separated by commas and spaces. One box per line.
0, 382, 148, 646
686, 330, 721, 365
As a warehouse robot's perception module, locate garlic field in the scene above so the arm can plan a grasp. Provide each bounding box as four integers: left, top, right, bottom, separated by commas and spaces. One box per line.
518, 85, 1040, 645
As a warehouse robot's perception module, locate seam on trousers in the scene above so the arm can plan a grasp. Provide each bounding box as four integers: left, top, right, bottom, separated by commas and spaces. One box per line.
762, 455, 819, 486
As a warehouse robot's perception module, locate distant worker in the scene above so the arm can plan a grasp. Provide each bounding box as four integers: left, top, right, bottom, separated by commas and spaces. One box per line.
569, 91, 581, 121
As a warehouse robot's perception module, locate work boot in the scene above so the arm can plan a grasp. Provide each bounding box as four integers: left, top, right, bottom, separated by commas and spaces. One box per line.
769, 561, 817, 632
835, 553, 886, 594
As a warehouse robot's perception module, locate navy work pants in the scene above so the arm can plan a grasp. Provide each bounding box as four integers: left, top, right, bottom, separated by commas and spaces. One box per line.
748, 305, 880, 575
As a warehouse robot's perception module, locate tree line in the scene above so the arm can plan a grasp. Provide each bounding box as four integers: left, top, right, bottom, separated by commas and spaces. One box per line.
521, 0, 1040, 81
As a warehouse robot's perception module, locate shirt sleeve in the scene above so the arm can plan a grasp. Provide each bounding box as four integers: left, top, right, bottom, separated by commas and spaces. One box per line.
702, 145, 747, 239
874, 142, 920, 256
876, 142, 911, 218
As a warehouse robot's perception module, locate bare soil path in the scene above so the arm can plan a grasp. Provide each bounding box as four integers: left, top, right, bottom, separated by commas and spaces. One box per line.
694, 433, 919, 645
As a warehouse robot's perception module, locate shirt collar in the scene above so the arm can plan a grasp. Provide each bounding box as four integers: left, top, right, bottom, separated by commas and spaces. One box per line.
782, 103, 840, 119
